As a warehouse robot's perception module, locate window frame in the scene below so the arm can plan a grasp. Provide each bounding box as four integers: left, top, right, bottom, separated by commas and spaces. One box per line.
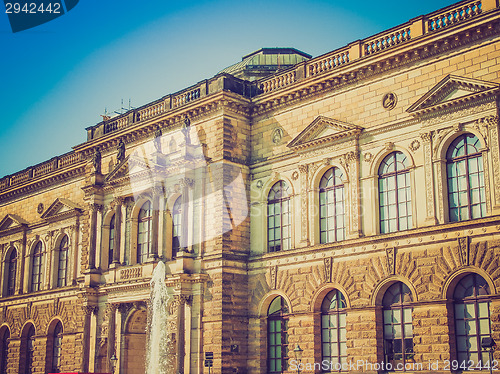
51, 322, 63, 373
172, 196, 182, 258
267, 181, 291, 252
319, 168, 346, 244
267, 296, 290, 374
31, 241, 43, 293
446, 133, 486, 222
57, 236, 69, 288
0, 328, 9, 374
6, 249, 17, 296
137, 200, 152, 264
378, 152, 412, 234
108, 214, 115, 266
321, 289, 347, 372
453, 273, 492, 367
382, 282, 414, 369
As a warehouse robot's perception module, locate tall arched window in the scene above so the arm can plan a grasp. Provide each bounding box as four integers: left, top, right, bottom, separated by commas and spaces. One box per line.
51, 322, 63, 373
268, 181, 291, 252
268, 296, 289, 374
31, 241, 43, 292
137, 201, 152, 263
109, 214, 115, 266
320, 168, 345, 243
454, 274, 491, 366
321, 290, 347, 370
6, 249, 17, 296
379, 152, 412, 234
172, 197, 182, 258
24, 325, 35, 374
0, 328, 9, 374
57, 236, 69, 288
383, 282, 413, 368
447, 134, 486, 222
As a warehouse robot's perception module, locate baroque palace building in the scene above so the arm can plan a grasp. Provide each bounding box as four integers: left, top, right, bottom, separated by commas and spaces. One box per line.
2, 0, 500, 373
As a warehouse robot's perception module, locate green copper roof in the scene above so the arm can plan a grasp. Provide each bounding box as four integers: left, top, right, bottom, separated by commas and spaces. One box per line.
217, 48, 311, 81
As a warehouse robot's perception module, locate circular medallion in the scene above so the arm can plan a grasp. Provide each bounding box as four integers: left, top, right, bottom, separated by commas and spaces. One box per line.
271, 128, 283, 144
382, 92, 397, 110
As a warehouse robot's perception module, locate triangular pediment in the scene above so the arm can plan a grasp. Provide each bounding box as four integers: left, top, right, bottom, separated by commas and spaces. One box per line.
407, 75, 500, 114
0, 214, 28, 232
287, 116, 363, 150
41, 198, 82, 220
105, 155, 132, 184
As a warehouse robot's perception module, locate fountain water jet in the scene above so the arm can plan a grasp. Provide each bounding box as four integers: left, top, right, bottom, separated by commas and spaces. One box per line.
146, 261, 173, 374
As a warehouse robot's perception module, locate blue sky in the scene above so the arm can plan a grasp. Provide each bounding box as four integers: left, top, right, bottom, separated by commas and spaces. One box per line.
0, 0, 456, 176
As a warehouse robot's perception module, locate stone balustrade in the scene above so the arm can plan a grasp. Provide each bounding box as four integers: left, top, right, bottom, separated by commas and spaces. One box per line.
259, 71, 296, 93
308, 48, 350, 76
427, 0, 482, 31
173, 87, 201, 108
136, 101, 165, 122
364, 26, 411, 55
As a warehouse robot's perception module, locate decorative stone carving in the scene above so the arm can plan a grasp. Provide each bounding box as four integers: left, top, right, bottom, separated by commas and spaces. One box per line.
92, 147, 102, 174
291, 171, 299, 180
117, 138, 126, 163
37, 203, 44, 214
386, 247, 396, 275
382, 92, 397, 110
270, 265, 277, 289
324, 257, 333, 283
272, 127, 284, 144
363, 152, 373, 163
409, 139, 421, 152
458, 236, 470, 266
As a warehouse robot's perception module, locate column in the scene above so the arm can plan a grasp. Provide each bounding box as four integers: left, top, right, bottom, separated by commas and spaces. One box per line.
106, 303, 119, 373
175, 295, 190, 373
88, 204, 102, 270
298, 164, 309, 246
421, 132, 437, 224
346, 150, 362, 238
149, 187, 162, 260
81, 305, 97, 373
113, 199, 123, 264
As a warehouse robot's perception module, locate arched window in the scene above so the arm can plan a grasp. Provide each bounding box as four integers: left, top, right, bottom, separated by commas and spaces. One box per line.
24, 325, 35, 374
268, 296, 289, 374
320, 168, 346, 243
268, 181, 291, 252
6, 249, 17, 296
454, 274, 491, 366
51, 322, 63, 373
172, 197, 182, 258
57, 236, 69, 288
379, 152, 412, 234
383, 282, 413, 368
0, 328, 9, 374
31, 241, 43, 292
109, 214, 115, 266
137, 201, 152, 263
447, 134, 486, 222
321, 290, 347, 370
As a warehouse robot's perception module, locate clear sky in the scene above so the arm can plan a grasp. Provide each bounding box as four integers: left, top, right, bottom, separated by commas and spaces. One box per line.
0, 0, 456, 177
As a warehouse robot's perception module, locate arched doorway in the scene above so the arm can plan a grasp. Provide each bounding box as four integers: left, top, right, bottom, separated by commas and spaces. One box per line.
123, 309, 147, 374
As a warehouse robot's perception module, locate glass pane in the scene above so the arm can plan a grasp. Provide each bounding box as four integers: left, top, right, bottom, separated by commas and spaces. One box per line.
465, 304, 476, 319
466, 320, 477, 335
479, 319, 490, 335
478, 302, 489, 318
393, 309, 401, 324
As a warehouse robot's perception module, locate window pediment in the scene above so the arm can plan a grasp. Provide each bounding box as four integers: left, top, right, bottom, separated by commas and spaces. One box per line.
287, 116, 363, 151
41, 198, 82, 221
407, 75, 500, 115
0, 214, 28, 233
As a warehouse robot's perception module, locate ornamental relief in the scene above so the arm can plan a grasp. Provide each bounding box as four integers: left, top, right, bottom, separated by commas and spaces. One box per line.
420, 101, 497, 127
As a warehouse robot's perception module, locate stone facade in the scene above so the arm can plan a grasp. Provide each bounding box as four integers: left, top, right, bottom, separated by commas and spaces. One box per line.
1, 1, 500, 373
